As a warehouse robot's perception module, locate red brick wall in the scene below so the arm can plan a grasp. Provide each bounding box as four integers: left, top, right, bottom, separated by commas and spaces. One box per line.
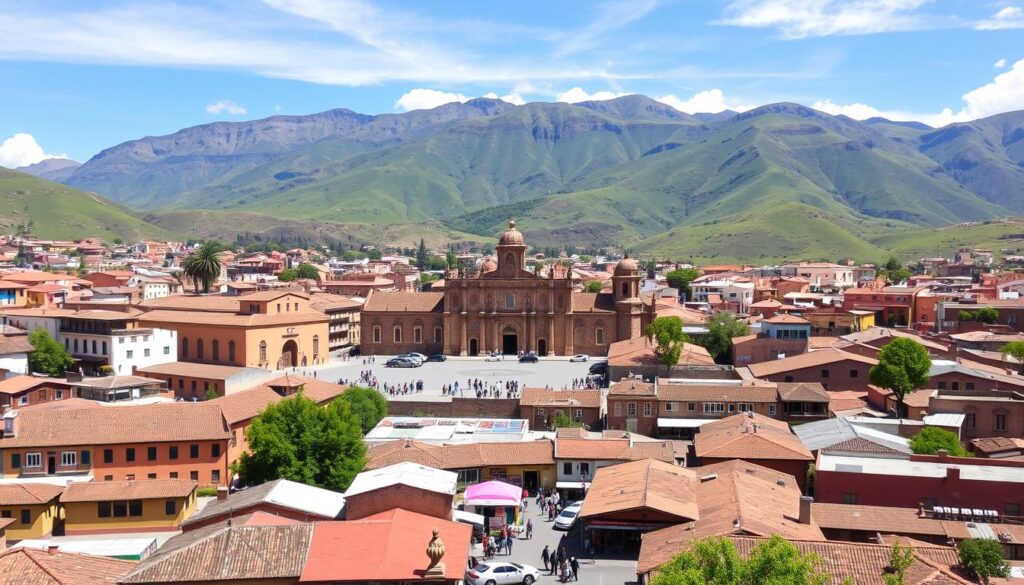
928, 372, 1024, 392
521, 405, 602, 430
385, 398, 520, 419
345, 485, 453, 521
360, 312, 445, 356
606, 396, 658, 436
760, 361, 874, 391
92, 440, 230, 486
929, 393, 1024, 441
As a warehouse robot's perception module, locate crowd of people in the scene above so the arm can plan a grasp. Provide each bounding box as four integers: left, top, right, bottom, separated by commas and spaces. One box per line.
440, 379, 523, 399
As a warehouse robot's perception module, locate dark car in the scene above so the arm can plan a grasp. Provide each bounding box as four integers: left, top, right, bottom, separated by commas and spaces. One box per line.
519, 354, 539, 363
588, 361, 607, 375
426, 354, 448, 362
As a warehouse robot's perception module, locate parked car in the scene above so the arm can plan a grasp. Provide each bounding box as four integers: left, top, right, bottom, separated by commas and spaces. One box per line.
426, 354, 448, 362
518, 354, 539, 363
386, 357, 419, 368
588, 360, 607, 375
569, 354, 589, 362
397, 353, 424, 365
485, 352, 502, 362
554, 501, 583, 530
465, 562, 539, 585
408, 352, 428, 361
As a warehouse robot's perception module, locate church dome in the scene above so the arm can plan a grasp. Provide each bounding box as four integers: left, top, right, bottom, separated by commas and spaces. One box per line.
498, 220, 525, 246
614, 254, 640, 276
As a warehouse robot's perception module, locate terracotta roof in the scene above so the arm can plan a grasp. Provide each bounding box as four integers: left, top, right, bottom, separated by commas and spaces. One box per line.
810, 503, 947, 536
0, 375, 66, 395
140, 309, 328, 327
0, 334, 33, 355
841, 328, 949, 352
807, 336, 842, 349
299, 509, 472, 583
0, 402, 231, 448
776, 382, 830, 403
61, 479, 197, 502
695, 413, 813, 461
121, 522, 313, 583
0, 547, 136, 585
607, 336, 715, 367
658, 383, 779, 403
362, 291, 443, 312
365, 439, 554, 470
971, 436, 1024, 455
828, 390, 869, 414
214, 386, 283, 425
520, 388, 601, 408
138, 295, 241, 313
748, 299, 783, 309
570, 292, 616, 313
580, 458, 698, 522
262, 376, 348, 404
746, 348, 877, 377
27, 284, 69, 293
765, 314, 810, 324
555, 437, 675, 462
308, 292, 362, 312
1, 271, 68, 283
608, 379, 656, 396
637, 459, 824, 574
135, 361, 247, 379
61, 309, 142, 321
0, 483, 64, 506
239, 290, 309, 302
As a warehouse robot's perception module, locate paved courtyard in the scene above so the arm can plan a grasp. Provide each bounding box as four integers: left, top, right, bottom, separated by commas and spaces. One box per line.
280, 356, 601, 400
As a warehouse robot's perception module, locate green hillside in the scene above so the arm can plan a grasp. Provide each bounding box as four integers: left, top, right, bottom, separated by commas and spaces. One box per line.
0, 168, 171, 242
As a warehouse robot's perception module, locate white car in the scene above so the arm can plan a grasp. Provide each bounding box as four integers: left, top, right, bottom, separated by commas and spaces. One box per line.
554, 501, 583, 530
569, 354, 589, 362
408, 352, 428, 361
466, 562, 539, 585
485, 352, 502, 362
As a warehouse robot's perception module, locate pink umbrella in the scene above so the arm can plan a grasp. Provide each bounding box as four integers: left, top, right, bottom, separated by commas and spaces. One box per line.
463, 480, 522, 507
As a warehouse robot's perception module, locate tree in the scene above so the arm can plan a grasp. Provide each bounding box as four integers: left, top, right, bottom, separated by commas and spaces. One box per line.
646, 316, 689, 376
204, 384, 220, 401
665, 268, 700, 300
295, 263, 319, 280
338, 386, 388, 434
882, 542, 915, 585
1001, 340, 1024, 374
650, 535, 831, 585
446, 249, 457, 270
235, 394, 365, 491
974, 307, 999, 324
277, 268, 299, 282
908, 427, 969, 457
957, 538, 1011, 584
869, 338, 931, 418
583, 280, 603, 293
550, 411, 585, 430
881, 257, 911, 285
416, 238, 428, 270
28, 328, 75, 377
182, 241, 224, 293
700, 312, 750, 364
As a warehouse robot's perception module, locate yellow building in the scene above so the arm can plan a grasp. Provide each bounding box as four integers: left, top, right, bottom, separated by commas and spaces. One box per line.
0, 484, 62, 541
138, 291, 329, 369
805, 307, 876, 336
60, 479, 197, 535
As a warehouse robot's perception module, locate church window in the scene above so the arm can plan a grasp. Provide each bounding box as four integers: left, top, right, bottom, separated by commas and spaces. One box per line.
505, 293, 515, 310
622, 283, 629, 297
596, 328, 605, 345
373, 325, 381, 343
393, 327, 402, 343
414, 327, 422, 343
434, 326, 443, 343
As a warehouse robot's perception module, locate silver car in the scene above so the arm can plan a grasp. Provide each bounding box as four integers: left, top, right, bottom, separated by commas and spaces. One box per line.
465, 562, 539, 585
554, 501, 583, 530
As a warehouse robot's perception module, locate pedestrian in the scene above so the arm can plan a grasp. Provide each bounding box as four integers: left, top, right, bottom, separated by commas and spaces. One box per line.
541, 545, 550, 571
570, 557, 579, 581
526, 518, 533, 539
560, 557, 569, 582
505, 533, 513, 555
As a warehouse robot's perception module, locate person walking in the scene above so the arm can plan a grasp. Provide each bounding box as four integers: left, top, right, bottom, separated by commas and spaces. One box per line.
570, 556, 579, 581
541, 546, 550, 572
549, 547, 558, 575
559, 557, 569, 582
526, 518, 533, 539
505, 533, 513, 555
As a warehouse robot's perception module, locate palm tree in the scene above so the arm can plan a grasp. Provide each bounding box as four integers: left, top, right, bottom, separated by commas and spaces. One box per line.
182, 241, 224, 294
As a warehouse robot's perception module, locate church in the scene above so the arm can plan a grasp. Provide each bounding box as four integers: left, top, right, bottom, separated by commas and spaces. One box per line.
360, 221, 656, 356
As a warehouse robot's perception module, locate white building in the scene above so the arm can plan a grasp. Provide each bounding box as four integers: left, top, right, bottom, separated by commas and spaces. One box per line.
57, 310, 177, 375
691, 277, 755, 312
783, 262, 855, 289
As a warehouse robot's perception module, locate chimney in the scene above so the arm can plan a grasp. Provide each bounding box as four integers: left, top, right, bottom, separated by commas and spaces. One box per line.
946, 467, 960, 481
216, 486, 229, 501
799, 496, 813, 524
47, 545, 59, 555
404, 438, 413, 448
936, 449, 949, 461
3, 410, 17, 438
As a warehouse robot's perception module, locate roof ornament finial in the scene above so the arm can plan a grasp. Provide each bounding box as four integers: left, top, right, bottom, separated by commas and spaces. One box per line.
508, 219, 516, 229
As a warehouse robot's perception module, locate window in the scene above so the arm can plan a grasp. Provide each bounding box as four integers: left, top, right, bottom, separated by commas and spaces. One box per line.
627, 402, 637, 416
228, 341, 235, 362
169, 446, 179, 460
703, 402, 725, 414
965, 413, 977, 429
784, 376, 794, 383
212, 340, 219, 362
456, 469, 479, 484
191, 381, 197, 394
738, 403, 754, 412
98, 502, 112, 518
148, 473, 157, 479
434, 327, 443, 343
25, 452, 41, 468
596, 328, 605, 345
104, 475, 113, 481
61, 451, 76, 467
164, 346, 170, 355
842, 493, 857, 505
575, 409, 583, 420
621, 283, 629, 297
413, 328, 422, 343
820, 369, 829, 378
20, 509, 30, 525
728, 403, 736, 413
212, 443, 221, 458
276, 303, 281, 313
995, 414, 1008, 432
849, 369, 858, 378
92, 340, 97, 354
664, 402, 674, 412
126, 350, 134, 359
55, 390, 63, 400
580, 462, 591, 477
0, 511, 8, 518
613, 402, 621, 416
182, 337, 189, 359
505, 293, 515, 309
688, 402, 696, 412
169, 472, 178, 479
393, 327, 402, 343
563, 462, 573, 475
937, 381, 946, 390
129, 500, 143, 517
1005, 502, 1021, 517
768, 404, 777, 416
10, 453, 20, 469
212, 469, 221, 484
125, 448, 135, 462
144, 348, 150, 357
18, 395, 27, 406
102, 341, 107, 354
196, 339, 204, 360
951, 382, 960, 391
372, 325, 381, 344
189, 444, 200, 459
965, 383, 974, 391
190, 471, 199, 481
165, 500, 177, 515
643, 402, 652, 417
259, 341, 267, 363
113, 501, 127, 517
73, 339, 79, 352
147, 447, 157, 461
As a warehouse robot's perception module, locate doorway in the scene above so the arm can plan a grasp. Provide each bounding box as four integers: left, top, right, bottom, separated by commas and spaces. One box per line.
502, 334, 518, 355
468, 338, 478, 356
47, 454, 56, 475
523, 470, 539, 494
280, 340, 298, 369
537, 339, 547, 356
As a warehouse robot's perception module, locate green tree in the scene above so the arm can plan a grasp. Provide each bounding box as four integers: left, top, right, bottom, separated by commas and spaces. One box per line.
338, 386, 388, 434
550, 411, 585, 430
881, 257, 911, 285
446, 249, 457, 269
1001, 340, 1024, 374
869, 338, 931, 418
28, 328, 75, 377
295, 263, 319, 280
974, 307, 999, 324
665, 268, 700, 300
908, 427, 969, 457
182, 241, 224, 293
646, 316, 690, 376
959, 310, 976, 322
112, 238, 123, 245
204, 384, 220, 401
700, 312, 750, 364
416, 238, 428, 270
651, 535, 831, 585
277, 268, 299, 282
957, 538, 1011, 584
235, 394, 365, 491
583, 280, 603, 293
882, 542, 915, 585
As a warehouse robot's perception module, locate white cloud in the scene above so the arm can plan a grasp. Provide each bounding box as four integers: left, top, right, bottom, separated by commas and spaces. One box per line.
975, 6, 1024, 30
395, 89, 470, 111
0, 133, 66, 168
554, 0, 659, 57
655, 89, 755, 114
482, 92, 526, 105
718, 0, 931, 39
556, 87, 629, 103
995, 58, 1007, 69
206, 100, 247, 115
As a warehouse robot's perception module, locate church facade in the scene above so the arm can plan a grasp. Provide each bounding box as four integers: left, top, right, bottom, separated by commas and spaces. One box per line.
360, 222, 655, 356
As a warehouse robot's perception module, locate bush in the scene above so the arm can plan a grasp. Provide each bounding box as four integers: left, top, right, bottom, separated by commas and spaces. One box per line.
196, 487, 220, 497
908, 427, 970, 457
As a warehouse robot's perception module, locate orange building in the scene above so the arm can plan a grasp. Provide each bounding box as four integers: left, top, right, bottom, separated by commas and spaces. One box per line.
0, 402, 232, 486
138, 291, 329, 369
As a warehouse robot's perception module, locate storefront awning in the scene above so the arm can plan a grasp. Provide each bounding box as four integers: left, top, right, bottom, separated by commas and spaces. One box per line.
657, 418, 715, 428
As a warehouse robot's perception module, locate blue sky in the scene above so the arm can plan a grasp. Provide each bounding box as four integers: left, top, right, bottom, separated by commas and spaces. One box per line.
1, 0, 1023, 166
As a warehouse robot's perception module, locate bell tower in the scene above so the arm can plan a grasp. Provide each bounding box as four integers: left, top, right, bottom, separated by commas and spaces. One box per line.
612, 254, 643, 340
496, 220, 527, 276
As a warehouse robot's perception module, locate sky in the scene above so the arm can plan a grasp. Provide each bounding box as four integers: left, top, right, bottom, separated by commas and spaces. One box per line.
1, 0, 1023, 167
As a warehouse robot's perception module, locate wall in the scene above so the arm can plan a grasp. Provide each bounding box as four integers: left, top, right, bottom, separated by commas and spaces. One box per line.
928, 371, 1024, 393
345, 485, 453, 521
761, 361, 874, 392
0, 315, 59, 339
732, 337, 808, 366
63, 493, 196, 535
385, 398, 520, 418
929, 391, 1024, 441
0, 354, 28, 376
0, 502, 58, 540
606, 396, 658, 436
92, 440, 230, 487
481, 464, 555, 492
520, 405, 602, 431
360, 311, 445, 356
245, 322, 330, 369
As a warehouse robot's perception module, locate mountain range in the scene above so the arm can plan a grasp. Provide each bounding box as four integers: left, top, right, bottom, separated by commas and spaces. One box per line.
11, 95, 1024, 261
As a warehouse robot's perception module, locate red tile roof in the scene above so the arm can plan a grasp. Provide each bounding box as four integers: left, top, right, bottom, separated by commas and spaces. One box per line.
214, 386, 283, 425
363, 292, 443, 312
607, 337, 715, 367
695, 412, 813, 461
0, 483, 63, 506
520, 388, 601, 408
365, 439, 554, 470
746, 348, 877, 377
580, 459, 699, 522
608, 379, 656, 396
0, 547, 136, 585
61, 479, 197, 502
